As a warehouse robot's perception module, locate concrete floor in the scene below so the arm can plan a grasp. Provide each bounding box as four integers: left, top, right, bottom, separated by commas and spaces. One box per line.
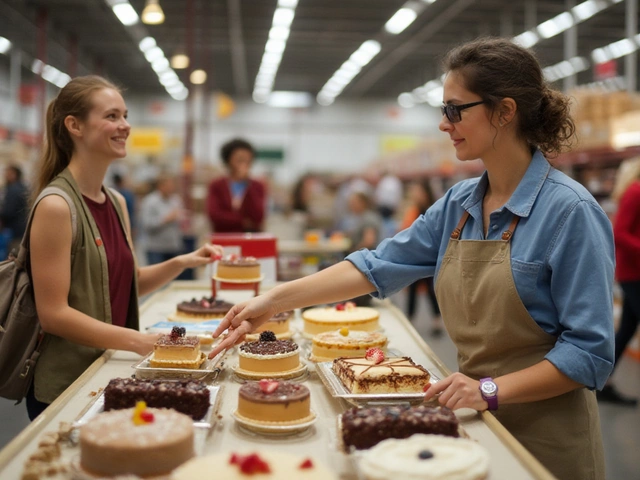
1, 288, 638, 480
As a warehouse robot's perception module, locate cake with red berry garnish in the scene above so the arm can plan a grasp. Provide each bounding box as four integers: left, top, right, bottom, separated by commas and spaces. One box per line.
149, 326, 206, 369
237, 331, 301, 375
359, 434, 489, 480
340, 406, 460, 451
332, 349, 431, 394
172, 451, 338, 480
174, 296, 234, 320
79, 402, 194, 478
216, 254, 261, 280
246, 310, 294, 340
302, 302, 379, 337
236, 379, 312, 424
310, 327, 387, 362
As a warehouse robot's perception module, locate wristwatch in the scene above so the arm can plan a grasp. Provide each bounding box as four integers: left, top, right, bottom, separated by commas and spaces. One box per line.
479, 377, 499, 411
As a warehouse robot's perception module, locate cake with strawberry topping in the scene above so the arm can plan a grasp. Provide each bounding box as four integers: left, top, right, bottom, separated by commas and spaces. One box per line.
173, 451, 338, 480
246, 310, 294, 340
310, 328, 387, 362
302, 302, 379, 337
175, 295, 234, 320
149, 326, 205, 369
332, 349, 431, 394
79, 401, 194, 477
236, 379, 312, 424
216, 254, 261, 280
237, 331, 301, 375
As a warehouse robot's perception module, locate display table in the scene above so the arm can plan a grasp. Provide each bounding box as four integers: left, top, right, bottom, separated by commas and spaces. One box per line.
0, 282, 555, 480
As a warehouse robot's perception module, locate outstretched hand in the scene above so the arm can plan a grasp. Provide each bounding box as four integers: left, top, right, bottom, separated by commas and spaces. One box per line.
423, 372, 488, 411
180, 243, 224, 269
208, 295, 276, 358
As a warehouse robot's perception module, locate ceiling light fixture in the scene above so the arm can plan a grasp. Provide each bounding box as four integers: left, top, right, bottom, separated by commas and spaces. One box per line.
170, 54, 189, 69
112, 2, 139, 26
385, 8, 418, 35
0, 36, 11, 54
142, 0, 165, 25
190, 69, 207, 85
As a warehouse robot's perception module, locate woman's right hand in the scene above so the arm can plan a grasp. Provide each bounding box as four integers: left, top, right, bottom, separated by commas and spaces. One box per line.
208, 295, 276, 358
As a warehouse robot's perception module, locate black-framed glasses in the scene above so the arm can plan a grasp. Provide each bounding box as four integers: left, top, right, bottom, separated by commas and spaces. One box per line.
440, 101, 486, 123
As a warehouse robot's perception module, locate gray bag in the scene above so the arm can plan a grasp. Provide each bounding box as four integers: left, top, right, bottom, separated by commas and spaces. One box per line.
0, 187, 77, 402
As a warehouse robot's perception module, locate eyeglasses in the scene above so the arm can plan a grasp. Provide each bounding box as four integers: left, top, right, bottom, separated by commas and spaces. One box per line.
440, 101, 486, 123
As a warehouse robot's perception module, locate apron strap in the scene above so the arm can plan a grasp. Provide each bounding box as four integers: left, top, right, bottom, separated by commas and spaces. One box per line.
450, 210, 520, 241
450, 211, 471, 239
501, 215, 520, 241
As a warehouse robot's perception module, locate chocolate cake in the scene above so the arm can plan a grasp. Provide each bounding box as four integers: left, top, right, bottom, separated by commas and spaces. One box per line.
340, 405, 459, 450
176, 296, 234, 319
103, 378, 210, 420
239, 339, 299, 356
238, 337, 301, 374
237, 380, 311, 423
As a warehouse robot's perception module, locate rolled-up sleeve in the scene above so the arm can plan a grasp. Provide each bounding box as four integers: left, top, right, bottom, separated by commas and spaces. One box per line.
346, 194, 447, 299
545, 200, 615, 390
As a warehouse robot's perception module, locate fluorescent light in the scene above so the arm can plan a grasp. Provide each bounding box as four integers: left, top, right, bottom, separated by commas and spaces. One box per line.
190, 69, 207, 85
160, 76, 180, 87
350, 39, 381, 67
572, 0, 606, 21
316, 94, 335, 106
151, 57, 169, 72
398, 93, 415, 108
142, 0, 165, 25
608, 38, 636, 59
267, 91, 312, 108
269, 26, 290, 41
273, 7, 295, 27
278, 0, 298, 7
170, 89, 189, 101
385, 8, 418, 35
513, 30, 539, 48
139, 37, 156, 52
265, 39, 286, 54
144, 46, 164, 62
591, 48, 610, 63
31, 59, 44, 74
170, 54, 189, 69
262, 51, 283, 65
112, 2, 139, 26
0, 36, 11, 54
537, 12, 574, 39
253, 91, 270, 103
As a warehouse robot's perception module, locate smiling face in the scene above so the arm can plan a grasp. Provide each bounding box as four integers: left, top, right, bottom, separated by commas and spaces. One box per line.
439, 71, 499, 162
73, 88, 130, 160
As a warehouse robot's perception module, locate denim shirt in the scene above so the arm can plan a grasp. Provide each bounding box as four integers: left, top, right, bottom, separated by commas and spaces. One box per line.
347, 151, 614, 390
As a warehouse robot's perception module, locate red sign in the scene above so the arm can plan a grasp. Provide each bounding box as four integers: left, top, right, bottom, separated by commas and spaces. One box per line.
18, 84, 39, 105
594, 60, 617, 80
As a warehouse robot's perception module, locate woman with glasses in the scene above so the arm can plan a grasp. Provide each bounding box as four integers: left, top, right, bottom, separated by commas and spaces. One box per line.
209, 38, 613, 479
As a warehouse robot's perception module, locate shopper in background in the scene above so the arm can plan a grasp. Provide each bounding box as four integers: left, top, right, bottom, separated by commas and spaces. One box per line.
206, 138, 266, 233
27, 75, 223, 420
345, 191, 383, 252
374, 169, 403, 238
112, 172, 136, 236
598, 158, 640, 406
401, 179, 442, 335
211, 38, 614, 479
0, 164, 29, 255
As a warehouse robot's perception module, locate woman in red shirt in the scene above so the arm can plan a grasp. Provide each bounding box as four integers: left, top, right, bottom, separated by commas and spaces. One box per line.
599, 158, 640, 406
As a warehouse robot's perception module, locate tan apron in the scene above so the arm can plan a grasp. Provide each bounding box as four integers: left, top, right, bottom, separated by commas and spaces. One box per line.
435, 211, 605, 480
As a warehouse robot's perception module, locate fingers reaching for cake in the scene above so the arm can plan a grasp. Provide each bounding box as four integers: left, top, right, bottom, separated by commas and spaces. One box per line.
424, 372, 488, 411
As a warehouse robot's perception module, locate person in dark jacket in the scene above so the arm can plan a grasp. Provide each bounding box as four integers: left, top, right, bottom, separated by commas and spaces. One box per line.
0, 165, 29, 254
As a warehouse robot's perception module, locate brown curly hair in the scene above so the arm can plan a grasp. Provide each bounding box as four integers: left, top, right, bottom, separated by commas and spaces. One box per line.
443, 37, 576, 157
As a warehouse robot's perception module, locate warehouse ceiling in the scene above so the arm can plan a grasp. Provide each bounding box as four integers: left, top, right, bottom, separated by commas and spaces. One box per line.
0, 0, 632, 103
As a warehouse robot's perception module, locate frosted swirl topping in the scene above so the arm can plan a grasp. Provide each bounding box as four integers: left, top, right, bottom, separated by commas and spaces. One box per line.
359, 434, 490, 480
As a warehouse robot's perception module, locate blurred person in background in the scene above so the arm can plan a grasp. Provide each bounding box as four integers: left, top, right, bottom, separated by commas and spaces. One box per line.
374, 169, 403, 238
345, 191, 383, 252
598, 158, 640, 406
333, 175, 373, 233
0, 164, 29, 254
27, 75, 223, 419
206, 138, 265, 233
112, 172, 136, 236
401, 179, 442, 335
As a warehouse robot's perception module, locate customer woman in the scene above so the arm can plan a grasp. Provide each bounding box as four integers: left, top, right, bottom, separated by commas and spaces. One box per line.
210, 38, 613, 479
28, 76, 223, 420
598, 158, 640, 406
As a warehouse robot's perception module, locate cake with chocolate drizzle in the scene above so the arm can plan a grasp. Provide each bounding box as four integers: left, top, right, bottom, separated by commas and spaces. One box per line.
238, 331, 300, 374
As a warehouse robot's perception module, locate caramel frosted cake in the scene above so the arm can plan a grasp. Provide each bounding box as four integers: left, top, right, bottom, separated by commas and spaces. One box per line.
238, 331, 300, 374
302, 302, 379, 336
149, 326, 205, 369
311, 327, 387, 362
359, 434, 489, 480
332, 350, 431, 394
237, 379, 311, 424
79, 402, 194, 477
216, 255, 261, 280
246, 310, 294, 340
173, 451, 338, 480
175, 296, 234, 320
103, 377, 210, 420
341, 405, 459, 450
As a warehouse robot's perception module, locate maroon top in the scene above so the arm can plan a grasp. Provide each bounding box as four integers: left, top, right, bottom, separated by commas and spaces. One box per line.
206, 177, 265, 232
83, 193, 134, 328
614, 181, 640, 282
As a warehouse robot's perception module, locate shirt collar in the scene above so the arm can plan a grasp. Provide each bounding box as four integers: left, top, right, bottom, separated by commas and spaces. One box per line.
462, 150, 550, 218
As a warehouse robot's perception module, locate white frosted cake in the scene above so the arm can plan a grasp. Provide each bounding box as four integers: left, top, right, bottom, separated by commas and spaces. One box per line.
302, 303, 379, 336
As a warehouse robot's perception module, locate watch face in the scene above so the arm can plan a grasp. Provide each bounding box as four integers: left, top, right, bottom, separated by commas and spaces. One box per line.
481, 381, 497, 396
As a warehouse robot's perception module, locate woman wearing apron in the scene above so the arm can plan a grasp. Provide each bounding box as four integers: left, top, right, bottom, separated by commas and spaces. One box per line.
210, 38, 614, 480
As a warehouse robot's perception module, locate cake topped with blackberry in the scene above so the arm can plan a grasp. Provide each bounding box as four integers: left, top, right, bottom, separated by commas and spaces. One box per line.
150, 326, 204, 370
237, 333, 301, 375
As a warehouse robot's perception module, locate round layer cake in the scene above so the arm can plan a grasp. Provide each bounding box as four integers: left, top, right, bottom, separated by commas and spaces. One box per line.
302, 304, 380, 336
310, 328, 387, 362
216, 255, 261, 280
79, 407, 194, 477
359, 434, 489, 480
237, 380, 311, 424
238, 334, 300, 374
173, 451, 338, 480
175, 296, 234, 320
246, 310, 294, 340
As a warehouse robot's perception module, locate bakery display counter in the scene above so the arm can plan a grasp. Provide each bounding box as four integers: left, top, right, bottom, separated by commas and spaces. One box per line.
0, 282, 555, 480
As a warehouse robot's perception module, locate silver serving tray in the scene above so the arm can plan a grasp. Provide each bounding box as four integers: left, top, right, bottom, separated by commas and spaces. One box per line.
315, 354, 440, 406
131, 350, 225, 380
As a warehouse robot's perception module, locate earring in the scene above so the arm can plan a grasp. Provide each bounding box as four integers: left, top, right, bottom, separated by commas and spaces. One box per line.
499, 120, 504, 127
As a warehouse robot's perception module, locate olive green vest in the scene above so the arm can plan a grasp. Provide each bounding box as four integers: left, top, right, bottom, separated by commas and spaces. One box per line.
34, 168, 139, 404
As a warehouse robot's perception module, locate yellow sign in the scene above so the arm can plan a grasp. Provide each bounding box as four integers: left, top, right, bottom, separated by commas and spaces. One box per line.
129, 128, 165, 154
380, 135, 420, 154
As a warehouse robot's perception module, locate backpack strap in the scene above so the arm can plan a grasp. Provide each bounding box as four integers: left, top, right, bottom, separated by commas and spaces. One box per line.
14, 187, 78, 269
